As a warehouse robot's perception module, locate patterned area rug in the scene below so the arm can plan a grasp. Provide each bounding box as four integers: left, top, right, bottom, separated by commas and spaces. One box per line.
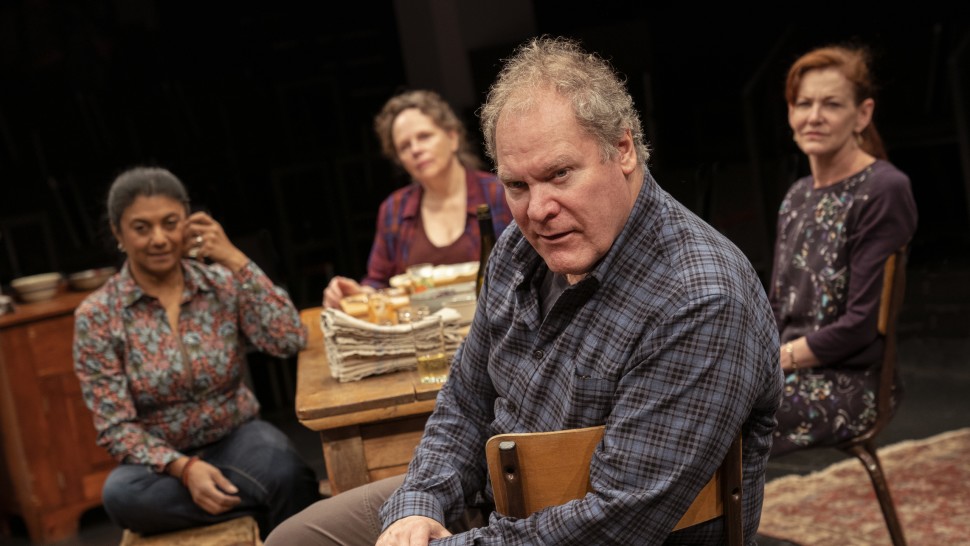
758, 427, 970, 545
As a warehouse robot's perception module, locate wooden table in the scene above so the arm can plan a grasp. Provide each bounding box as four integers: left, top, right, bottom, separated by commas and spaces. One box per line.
295, 307, 443, 495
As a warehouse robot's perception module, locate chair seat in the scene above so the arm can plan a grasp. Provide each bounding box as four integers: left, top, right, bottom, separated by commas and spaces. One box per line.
118, 516, 262, 546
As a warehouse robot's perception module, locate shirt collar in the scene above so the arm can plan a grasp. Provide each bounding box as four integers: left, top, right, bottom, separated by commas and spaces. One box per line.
117, 259, 212, 308
401, 183, 423, 219
117, 263, 143, 307
584, 168, 660, 285
464, 169, 489, 217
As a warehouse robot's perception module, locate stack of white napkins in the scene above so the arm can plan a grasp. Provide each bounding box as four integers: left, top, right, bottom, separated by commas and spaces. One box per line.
319, 307, 465, 382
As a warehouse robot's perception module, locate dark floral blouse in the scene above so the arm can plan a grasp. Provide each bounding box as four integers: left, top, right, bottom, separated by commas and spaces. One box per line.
768, 159, 917, 454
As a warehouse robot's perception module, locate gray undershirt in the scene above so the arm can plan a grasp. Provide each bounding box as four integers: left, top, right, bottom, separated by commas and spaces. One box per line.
538, 267, 570, 320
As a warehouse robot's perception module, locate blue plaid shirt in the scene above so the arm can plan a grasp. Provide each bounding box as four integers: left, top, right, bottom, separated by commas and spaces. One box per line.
380, 169, 783, 545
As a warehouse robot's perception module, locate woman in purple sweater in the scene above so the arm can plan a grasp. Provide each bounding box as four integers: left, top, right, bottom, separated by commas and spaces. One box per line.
769, 44, 918, 455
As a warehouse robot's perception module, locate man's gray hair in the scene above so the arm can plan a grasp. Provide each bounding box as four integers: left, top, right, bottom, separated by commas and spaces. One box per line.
478, 35, 649, 166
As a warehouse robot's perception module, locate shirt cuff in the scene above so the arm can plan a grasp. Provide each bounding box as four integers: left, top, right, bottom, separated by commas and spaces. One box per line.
379, 489, 447, 532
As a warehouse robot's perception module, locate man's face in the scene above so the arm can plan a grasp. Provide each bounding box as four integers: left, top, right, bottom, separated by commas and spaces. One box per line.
495, 91, 640, 283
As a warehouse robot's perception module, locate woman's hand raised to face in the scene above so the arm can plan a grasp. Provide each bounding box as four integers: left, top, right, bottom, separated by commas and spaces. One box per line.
184, 212, 249, 273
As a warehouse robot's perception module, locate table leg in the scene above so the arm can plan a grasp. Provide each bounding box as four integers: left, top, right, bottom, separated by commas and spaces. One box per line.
320, 426, 370, 495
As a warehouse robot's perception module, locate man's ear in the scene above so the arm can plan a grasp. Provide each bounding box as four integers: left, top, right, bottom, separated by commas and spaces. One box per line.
617, 129, 637, 175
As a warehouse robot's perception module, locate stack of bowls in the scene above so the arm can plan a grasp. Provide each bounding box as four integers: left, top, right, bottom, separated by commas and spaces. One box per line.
10, 272, 63, 303
409, 281, 476, 313
67, 266, 117, 291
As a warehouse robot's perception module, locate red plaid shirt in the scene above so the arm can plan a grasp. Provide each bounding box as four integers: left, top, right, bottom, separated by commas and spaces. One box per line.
361, 169, 513, 288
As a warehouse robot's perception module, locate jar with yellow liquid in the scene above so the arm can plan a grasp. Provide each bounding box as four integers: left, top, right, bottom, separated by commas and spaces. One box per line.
409, 313, 448, 384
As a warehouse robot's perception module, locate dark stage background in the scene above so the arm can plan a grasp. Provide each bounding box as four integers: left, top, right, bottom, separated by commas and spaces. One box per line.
1, 2, 968, 308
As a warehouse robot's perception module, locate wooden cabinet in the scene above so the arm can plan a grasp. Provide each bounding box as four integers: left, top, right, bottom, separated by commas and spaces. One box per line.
0, 289, 116, 543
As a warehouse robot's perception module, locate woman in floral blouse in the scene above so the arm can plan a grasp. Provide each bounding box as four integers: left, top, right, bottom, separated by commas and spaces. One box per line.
73, 166, 319, 537
768, 45, 917, 455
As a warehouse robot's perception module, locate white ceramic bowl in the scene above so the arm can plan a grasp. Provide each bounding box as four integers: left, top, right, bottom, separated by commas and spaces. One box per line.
433, 261, 478, 286
410, 282, 476, 312
68, 267, 117, 291
10, 272, 63, 303
442, 294, 477, 323
390, 261, 480, 291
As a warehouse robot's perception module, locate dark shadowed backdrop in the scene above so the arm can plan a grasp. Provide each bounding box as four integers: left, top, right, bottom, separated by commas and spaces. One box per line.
1, 2, 967, 308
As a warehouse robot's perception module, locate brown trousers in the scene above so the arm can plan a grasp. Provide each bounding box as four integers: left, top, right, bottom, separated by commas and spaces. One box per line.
264, 474, 485, 545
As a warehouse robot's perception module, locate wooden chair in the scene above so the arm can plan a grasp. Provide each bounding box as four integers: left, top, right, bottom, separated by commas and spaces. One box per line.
803, 246, 910, 546
485, 425, 743, 545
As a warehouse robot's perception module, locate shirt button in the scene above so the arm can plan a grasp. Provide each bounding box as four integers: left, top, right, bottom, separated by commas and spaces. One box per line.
533, 349, 544, 359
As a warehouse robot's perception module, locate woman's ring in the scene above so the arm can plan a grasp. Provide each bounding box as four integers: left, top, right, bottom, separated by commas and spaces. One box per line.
187, 247, 200, 259
195, 235, 204, 245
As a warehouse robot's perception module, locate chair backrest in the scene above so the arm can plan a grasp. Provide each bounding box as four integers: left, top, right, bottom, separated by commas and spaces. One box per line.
861, 245, 907, 444
485, 425, 743, 545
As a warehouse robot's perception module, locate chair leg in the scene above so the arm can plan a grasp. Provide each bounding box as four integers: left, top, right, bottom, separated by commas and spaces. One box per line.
842, 440, 908, 546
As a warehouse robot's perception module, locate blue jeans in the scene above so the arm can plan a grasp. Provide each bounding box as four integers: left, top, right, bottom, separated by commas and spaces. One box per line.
101, 419, 320, 538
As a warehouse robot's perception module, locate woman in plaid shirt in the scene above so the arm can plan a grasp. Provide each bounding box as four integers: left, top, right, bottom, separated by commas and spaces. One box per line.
323, 90, 512, 309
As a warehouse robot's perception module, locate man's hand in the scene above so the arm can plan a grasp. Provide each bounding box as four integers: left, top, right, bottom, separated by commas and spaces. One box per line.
376, 516, 452, 545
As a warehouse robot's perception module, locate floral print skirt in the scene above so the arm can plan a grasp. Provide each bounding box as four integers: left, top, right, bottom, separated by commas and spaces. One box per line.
771, 364, 902, 456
